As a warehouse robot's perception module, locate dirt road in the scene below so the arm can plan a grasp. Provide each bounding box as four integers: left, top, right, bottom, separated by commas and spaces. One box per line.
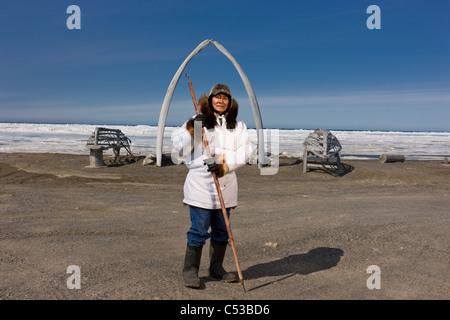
0, 153, 448, 300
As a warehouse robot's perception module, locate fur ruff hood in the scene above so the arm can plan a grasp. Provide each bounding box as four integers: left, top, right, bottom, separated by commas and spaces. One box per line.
187, 94, 239, 131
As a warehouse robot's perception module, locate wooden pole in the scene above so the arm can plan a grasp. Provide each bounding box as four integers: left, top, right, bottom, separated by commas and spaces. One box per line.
186, 74, 246, 293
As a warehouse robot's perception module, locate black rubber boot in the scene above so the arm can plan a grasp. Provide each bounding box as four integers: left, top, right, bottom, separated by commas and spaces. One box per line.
207, 240, 237, 283
182, 244, 202, 288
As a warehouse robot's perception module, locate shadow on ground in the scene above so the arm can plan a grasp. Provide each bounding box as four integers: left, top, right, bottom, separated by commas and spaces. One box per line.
242, 247, 344, 292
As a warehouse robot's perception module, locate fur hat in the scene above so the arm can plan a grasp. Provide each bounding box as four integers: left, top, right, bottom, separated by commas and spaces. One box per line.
208, 83, 232, 115
209, 83, 231, 99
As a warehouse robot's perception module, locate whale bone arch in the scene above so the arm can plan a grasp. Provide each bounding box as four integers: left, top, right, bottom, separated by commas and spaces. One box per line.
155, 39, 265, 167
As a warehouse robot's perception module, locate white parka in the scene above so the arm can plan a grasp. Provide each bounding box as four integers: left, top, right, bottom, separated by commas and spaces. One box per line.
172, 115, 252, 209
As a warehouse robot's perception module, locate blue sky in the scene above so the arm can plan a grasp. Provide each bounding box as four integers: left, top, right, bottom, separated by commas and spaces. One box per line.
1, 0, 449, 131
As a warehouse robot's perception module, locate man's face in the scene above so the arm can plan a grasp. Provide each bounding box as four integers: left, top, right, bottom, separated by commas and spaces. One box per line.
211, 94, 229, 114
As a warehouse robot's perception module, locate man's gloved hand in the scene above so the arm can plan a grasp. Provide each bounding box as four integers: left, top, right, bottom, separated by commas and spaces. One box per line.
203, 156, 229, 178
186, 114, 206, 138
203, 157, 219, 173
193, 114, 206, 127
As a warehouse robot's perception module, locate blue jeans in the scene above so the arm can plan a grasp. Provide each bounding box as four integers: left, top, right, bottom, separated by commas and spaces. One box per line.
187, 206, 230, 247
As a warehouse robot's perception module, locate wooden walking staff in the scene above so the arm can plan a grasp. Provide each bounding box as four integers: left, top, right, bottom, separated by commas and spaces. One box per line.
186, 73, 246, 293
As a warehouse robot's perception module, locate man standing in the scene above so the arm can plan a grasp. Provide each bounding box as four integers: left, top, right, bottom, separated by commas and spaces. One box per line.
172, 83, 252, 288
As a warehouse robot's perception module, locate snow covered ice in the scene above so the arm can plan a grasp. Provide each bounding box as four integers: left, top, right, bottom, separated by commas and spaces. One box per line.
0, 122, 448, 161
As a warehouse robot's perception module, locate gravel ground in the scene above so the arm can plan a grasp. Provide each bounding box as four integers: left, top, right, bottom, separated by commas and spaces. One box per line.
0, 153, 448, 301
